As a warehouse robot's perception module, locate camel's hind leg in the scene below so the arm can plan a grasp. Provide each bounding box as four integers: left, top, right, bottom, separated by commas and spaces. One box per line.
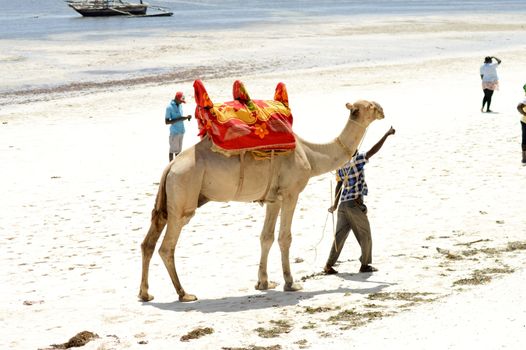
255, 202, 280, 290
139, 211, 167, 302
279, 194, 302, 291
158, 215, 197, 302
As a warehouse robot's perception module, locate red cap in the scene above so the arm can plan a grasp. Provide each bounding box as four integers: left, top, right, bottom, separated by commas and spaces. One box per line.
175, 91, 186, 103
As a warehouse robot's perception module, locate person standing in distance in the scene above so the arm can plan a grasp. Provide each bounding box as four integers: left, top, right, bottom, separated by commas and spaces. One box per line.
480, 56, 501, 113
517, 83, 526, 164
165, 91, 191, 162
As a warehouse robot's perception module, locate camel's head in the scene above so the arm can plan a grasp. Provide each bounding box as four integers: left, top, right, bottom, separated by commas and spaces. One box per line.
345, 100, 384, 127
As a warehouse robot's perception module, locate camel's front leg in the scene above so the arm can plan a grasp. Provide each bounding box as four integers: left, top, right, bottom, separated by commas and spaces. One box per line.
158, 217, 197, 302
255, 202, 280, 290
279, 194, 302, 291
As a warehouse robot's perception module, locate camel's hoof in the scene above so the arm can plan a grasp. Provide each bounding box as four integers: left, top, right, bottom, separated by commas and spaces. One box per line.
284, 282, 303, 292
179, 293, 198, 302
254, 280, 278, 290
139, 292, 154, 302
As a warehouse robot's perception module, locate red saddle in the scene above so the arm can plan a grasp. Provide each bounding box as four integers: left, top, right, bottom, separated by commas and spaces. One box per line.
193, 79, 295, 152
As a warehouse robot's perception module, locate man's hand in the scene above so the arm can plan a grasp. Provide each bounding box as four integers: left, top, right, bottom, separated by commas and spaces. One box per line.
386, 126, 396, 136
187, 115, 192, 121
328, 205, 336, 213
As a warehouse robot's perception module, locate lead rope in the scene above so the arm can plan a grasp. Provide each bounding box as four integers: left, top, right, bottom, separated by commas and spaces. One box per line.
312, 180, 333, 263
312, 177, 344, 262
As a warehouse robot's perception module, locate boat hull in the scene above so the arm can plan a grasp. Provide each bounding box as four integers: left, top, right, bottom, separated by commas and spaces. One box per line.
69, 4, 148, 16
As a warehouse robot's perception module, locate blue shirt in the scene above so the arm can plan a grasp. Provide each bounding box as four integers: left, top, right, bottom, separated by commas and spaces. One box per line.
336, 153, 368, 202
165, 100, 185, 135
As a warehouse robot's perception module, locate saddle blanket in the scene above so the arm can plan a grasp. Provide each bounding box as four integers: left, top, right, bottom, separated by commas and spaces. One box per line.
193, 79, 295, 152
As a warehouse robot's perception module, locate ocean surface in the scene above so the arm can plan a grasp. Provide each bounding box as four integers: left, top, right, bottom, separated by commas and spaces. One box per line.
1, 0, 526, 40
1, 0, 525, 102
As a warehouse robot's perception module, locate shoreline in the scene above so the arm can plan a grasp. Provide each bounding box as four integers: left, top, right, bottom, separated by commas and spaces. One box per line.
1, 13, 525, 106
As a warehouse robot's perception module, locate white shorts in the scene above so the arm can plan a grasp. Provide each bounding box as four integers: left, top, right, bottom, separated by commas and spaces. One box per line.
169, 134, 184, 154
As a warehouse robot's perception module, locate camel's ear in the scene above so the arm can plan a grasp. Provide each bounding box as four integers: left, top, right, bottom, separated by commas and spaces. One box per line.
346, 102, 358, 117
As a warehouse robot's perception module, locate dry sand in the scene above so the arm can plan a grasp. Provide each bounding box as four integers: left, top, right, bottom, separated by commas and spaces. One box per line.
1, 14, 526, 350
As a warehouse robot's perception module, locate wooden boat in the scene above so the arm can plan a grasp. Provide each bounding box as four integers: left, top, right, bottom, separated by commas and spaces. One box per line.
66, 0, 171, 17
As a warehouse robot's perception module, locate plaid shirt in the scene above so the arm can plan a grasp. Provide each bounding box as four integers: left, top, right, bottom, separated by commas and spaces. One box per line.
336, 153, 368, 203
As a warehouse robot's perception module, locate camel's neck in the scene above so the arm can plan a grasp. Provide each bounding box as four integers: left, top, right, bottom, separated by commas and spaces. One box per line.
299, 118, 367, 177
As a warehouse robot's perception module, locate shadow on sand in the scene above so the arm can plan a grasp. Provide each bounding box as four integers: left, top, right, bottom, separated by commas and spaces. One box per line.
145, 274, 396, 313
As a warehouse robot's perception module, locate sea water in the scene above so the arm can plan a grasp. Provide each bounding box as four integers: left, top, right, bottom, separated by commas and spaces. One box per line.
1, 0, 525, 98
1, 0, 525, 40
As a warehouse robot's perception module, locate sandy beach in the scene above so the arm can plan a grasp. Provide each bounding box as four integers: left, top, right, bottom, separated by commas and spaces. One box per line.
1, 11, 526, 350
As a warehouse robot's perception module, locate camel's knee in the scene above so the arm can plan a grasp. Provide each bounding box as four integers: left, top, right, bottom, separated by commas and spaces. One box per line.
278, 234, 292, 250
141, 229, 163, 255
141, 232, 158, 251
158, 246, 174, 262
141, 240, 155, 256
151, 209, 167, 229
260, 230, 275, 243
181, 211, 195, 225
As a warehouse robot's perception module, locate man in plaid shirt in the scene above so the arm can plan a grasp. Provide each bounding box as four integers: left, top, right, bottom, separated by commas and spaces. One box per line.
324, 126, 395, 274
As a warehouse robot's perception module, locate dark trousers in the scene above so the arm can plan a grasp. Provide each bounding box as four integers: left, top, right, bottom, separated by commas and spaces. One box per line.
521, 121, 526, 150
482, 89, 494, 111
326, 199, 372, 268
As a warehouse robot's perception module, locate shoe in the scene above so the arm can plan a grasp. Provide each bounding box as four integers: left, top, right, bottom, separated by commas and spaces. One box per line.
486, 109, 493, 113
323, 265, 338, 275
359, 265, 378, 273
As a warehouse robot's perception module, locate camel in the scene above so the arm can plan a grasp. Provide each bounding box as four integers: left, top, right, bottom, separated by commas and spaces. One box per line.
139, 100, 384, 302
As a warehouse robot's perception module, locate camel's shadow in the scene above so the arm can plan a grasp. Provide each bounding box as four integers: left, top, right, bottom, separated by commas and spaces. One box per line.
146, 274, 395, 313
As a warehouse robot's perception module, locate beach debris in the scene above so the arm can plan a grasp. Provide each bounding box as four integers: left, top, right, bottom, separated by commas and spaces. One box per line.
134, 332, 147, 344
368, 291, 435, 303
328, 309, 384, 329
453, 266, 514, 287
255, 320, 292, 338
49, 330, 99, 349
453, 271, 491, 286
299, 271, 324, 282
180, 327, 214, 342
222, 346, 281, 350
436, 247, 462, 260
303, 306, 337, 314
294, 339, 309, 349
506, 241, 526, 251
454, 238, 490, 247
23, 300, 44, 305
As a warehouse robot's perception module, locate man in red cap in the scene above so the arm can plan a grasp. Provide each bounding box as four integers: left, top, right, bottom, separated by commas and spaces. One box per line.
165, 91, 191, 161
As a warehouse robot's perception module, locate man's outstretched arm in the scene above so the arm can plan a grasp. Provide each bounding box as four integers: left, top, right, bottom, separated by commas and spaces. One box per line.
365, 126, 396, 160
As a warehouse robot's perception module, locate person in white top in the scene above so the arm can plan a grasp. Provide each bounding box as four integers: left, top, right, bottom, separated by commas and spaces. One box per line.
517, 84, 526, 164
479, 56, 501, 113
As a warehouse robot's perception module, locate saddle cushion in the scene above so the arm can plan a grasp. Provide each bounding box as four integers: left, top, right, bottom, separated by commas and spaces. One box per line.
194, 80, 295, 152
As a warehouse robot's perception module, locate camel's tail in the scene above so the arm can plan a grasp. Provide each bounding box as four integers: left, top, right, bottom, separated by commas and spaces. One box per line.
150, 163, 171, 232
